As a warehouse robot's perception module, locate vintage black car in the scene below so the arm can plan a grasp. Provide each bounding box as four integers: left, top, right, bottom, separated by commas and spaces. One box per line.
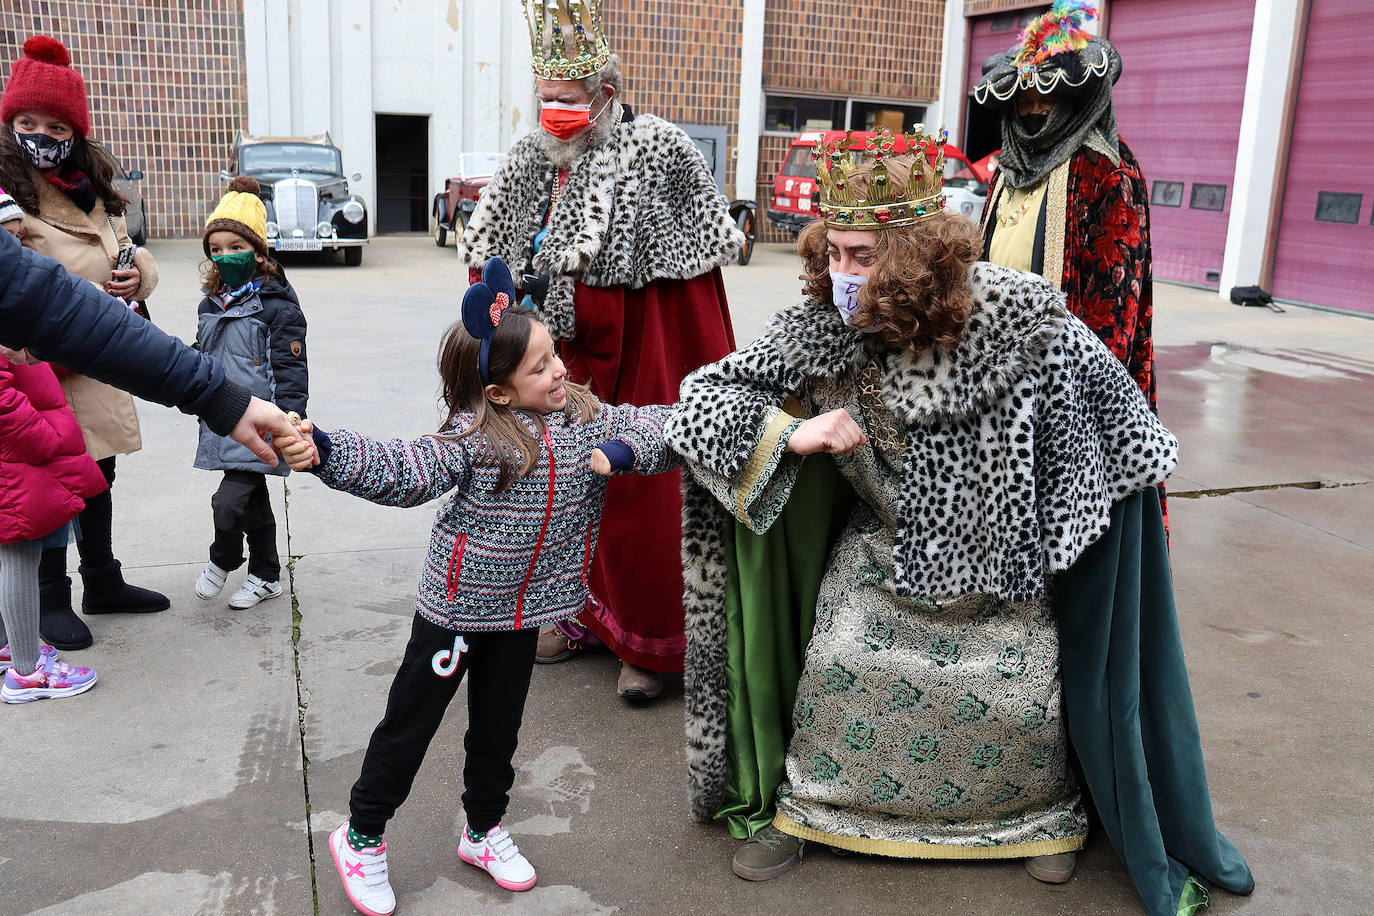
221, 132, 368, 266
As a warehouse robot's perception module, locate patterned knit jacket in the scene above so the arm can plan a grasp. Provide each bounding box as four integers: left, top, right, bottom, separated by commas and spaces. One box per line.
315, 403, 677, 633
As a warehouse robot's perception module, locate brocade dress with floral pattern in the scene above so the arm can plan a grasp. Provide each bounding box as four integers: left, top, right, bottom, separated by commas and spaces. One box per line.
768, 364, 1086, 857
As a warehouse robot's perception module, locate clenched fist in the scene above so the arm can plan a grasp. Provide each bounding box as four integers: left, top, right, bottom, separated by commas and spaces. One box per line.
785, 408, 867, 457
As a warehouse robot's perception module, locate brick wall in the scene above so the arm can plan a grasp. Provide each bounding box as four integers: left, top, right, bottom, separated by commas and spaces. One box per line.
604, 0, 744, 197
762, 0, 945, 100
1, 3, 249, 238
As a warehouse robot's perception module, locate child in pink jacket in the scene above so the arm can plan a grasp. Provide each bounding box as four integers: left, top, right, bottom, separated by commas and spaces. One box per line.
0, 188, 105, 702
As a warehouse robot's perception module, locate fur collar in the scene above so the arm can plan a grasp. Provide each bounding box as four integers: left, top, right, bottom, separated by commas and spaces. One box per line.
461, 112, 742, 339
32, 176, 108, 237
769, 262, 1065, 425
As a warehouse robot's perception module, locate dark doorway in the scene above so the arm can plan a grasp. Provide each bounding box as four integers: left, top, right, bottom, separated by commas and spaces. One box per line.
375, 114, 428, 232
963, 96, 1003, 163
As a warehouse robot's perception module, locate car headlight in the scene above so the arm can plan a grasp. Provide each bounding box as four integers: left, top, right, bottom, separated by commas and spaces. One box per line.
342, 200, 364, 223
266, 221, 279, 239
316, 221, 335, 238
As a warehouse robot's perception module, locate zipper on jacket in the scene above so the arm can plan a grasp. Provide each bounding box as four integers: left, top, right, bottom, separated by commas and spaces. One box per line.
580, 520, 595, 589
514, 428, 557, 629
446, 532, 467, 601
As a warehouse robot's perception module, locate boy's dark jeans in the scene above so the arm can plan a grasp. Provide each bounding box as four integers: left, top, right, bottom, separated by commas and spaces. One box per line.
349, 614, 539, 837
210, 470, 279, 581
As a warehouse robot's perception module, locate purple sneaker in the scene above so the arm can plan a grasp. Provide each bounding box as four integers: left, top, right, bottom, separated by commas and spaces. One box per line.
0, 643, 58, 672
2, 659, 98, 704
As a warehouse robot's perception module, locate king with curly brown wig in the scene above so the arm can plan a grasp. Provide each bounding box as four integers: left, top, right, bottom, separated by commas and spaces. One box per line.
796, 153, 983, 354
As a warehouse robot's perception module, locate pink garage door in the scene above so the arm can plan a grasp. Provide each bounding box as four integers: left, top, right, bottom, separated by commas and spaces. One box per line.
963, 8, 1047, 161
1109, 0, 1254, 287
1270, 0, 1374, 314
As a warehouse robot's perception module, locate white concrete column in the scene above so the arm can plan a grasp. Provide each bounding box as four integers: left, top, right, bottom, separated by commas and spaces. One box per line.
501, 1, 536, 148
295, 1, 334, 137
335, 0, 375, 230
934, 0, 967, 145
1219, 0, 1304, 297
262, 0, 293, 135
429, 1, 465, 213
241, 0, 272, 135
465, 2, 504, 153
734, 0, 766, 202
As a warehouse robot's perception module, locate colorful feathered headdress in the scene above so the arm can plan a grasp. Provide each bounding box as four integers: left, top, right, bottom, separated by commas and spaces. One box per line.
973, 0, 1120, 106
1014, 1, 1097, 72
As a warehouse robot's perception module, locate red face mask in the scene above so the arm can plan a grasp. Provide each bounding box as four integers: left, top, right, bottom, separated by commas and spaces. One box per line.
539, 97, 611, 141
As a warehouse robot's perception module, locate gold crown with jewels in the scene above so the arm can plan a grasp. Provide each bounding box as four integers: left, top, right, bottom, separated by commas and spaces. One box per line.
813, 126, 949, 229
525, 0, 611, 81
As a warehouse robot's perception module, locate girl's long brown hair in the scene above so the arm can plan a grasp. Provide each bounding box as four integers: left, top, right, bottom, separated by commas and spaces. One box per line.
435, 306, 600, 491
0, 128, 126, 215
797, 154, 982, 354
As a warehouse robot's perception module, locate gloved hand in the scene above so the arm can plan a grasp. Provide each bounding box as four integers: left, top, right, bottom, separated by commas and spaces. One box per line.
520, 272, 551, 308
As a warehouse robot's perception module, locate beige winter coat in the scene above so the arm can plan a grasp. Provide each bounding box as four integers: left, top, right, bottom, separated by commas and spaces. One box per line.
17, 175, 159, 459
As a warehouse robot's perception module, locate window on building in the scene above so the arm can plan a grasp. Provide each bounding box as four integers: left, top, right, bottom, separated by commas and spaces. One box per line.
765, 95, 846, 133
1189, 183, 1227, 212
850, 101, 927, 133
1151, 181, 1184, 208
1315, 191, 1361, 224
764, 95, 928, 136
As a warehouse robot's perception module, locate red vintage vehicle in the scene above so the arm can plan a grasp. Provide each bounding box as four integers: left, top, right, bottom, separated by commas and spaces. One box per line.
433, 152, 503, 247
766, 130, 981, 236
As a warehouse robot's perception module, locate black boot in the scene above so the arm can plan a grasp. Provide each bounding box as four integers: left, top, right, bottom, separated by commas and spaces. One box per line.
78, 560, 171, 615
39, 578, 94, 650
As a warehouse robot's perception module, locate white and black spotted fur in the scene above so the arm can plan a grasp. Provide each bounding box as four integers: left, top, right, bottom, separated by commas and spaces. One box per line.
666, 262, 1180, 821
460, 112, 744, 341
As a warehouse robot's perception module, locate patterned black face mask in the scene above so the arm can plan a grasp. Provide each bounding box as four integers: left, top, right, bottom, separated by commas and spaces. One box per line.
13, 130, 73, 169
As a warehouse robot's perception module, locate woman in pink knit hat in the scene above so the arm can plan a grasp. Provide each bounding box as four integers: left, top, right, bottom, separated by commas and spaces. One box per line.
0, 34, 169, 652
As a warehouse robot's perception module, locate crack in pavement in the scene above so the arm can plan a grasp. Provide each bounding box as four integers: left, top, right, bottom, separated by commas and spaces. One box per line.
1169, 479, 1370, 499
283, 481, 321, 915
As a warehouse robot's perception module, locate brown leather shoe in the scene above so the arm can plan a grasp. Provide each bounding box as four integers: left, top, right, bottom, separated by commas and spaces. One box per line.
535, 627, 583, 664
615, 662, 663, 702
1025, 851, 1077, 884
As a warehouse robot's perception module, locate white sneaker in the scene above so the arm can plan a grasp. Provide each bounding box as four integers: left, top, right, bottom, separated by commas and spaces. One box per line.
227, 574, 283, 609
329, 821, 395, 916
195, 561, 228, 599
458, 823, 537, 891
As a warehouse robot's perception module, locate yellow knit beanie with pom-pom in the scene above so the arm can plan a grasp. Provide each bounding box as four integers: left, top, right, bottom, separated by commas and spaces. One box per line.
203, 176, 269, 257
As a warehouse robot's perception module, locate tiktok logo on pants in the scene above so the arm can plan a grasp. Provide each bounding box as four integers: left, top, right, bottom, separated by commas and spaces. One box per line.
431, 634, 470, 677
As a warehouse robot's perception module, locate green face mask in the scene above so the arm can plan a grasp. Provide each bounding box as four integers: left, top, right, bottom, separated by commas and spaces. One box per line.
211, 250, 260, 288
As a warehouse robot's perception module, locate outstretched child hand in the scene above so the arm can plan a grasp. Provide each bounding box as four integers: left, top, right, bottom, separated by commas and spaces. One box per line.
281, 418, 320, 470
590, 447, 613, 476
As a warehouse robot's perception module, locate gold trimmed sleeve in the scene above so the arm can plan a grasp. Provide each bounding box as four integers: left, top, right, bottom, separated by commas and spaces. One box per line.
724, 405, 804, 534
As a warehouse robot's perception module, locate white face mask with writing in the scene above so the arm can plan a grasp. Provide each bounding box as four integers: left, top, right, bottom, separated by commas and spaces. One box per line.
830, 270, 879, 332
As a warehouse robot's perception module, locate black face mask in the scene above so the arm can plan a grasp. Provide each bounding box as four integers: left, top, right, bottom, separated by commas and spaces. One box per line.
1019, 113, 1049, 136
13, 130, 73, 169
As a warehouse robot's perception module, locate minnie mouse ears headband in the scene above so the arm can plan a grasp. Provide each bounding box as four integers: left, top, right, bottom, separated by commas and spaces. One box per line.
461, 257, 520, 385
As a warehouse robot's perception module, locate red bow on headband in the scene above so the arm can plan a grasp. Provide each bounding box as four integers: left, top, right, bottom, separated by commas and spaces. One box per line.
489, 292, 511, 327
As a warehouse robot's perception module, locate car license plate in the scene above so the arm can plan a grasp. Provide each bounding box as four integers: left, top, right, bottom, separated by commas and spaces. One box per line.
276, 239, 323, 251
774, 197, 791, 209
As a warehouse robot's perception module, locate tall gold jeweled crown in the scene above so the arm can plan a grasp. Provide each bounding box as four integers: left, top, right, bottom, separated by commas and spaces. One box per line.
525, 0, 611, 81
813, 126, 949, 229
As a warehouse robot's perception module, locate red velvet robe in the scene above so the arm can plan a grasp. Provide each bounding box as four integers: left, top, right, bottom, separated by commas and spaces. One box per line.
561, 271, 735, 672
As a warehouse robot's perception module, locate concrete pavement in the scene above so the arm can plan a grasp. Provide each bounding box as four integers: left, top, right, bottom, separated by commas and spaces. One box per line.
1, 236, 1370, 915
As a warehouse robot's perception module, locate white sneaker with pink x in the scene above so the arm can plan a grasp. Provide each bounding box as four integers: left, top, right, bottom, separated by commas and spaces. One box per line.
458, 823, 537, 891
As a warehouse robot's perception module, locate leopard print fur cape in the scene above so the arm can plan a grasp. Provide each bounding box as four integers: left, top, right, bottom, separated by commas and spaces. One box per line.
666, 262, 1180, 821
459, 113, 744, 340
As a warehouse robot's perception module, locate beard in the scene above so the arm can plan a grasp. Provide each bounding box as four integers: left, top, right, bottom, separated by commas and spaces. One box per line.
534, 100, 620, 169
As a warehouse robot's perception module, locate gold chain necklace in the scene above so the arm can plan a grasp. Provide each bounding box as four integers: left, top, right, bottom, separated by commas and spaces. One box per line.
996, 179, 1047, 228
858, 359, 906, 457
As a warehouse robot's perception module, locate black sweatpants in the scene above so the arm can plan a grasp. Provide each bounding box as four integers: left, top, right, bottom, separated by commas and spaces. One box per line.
209, 471, 279, 581
349, 613, 539, 837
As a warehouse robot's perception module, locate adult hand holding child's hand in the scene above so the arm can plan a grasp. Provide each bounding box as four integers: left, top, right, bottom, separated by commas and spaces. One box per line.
281, 418, 320, 471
